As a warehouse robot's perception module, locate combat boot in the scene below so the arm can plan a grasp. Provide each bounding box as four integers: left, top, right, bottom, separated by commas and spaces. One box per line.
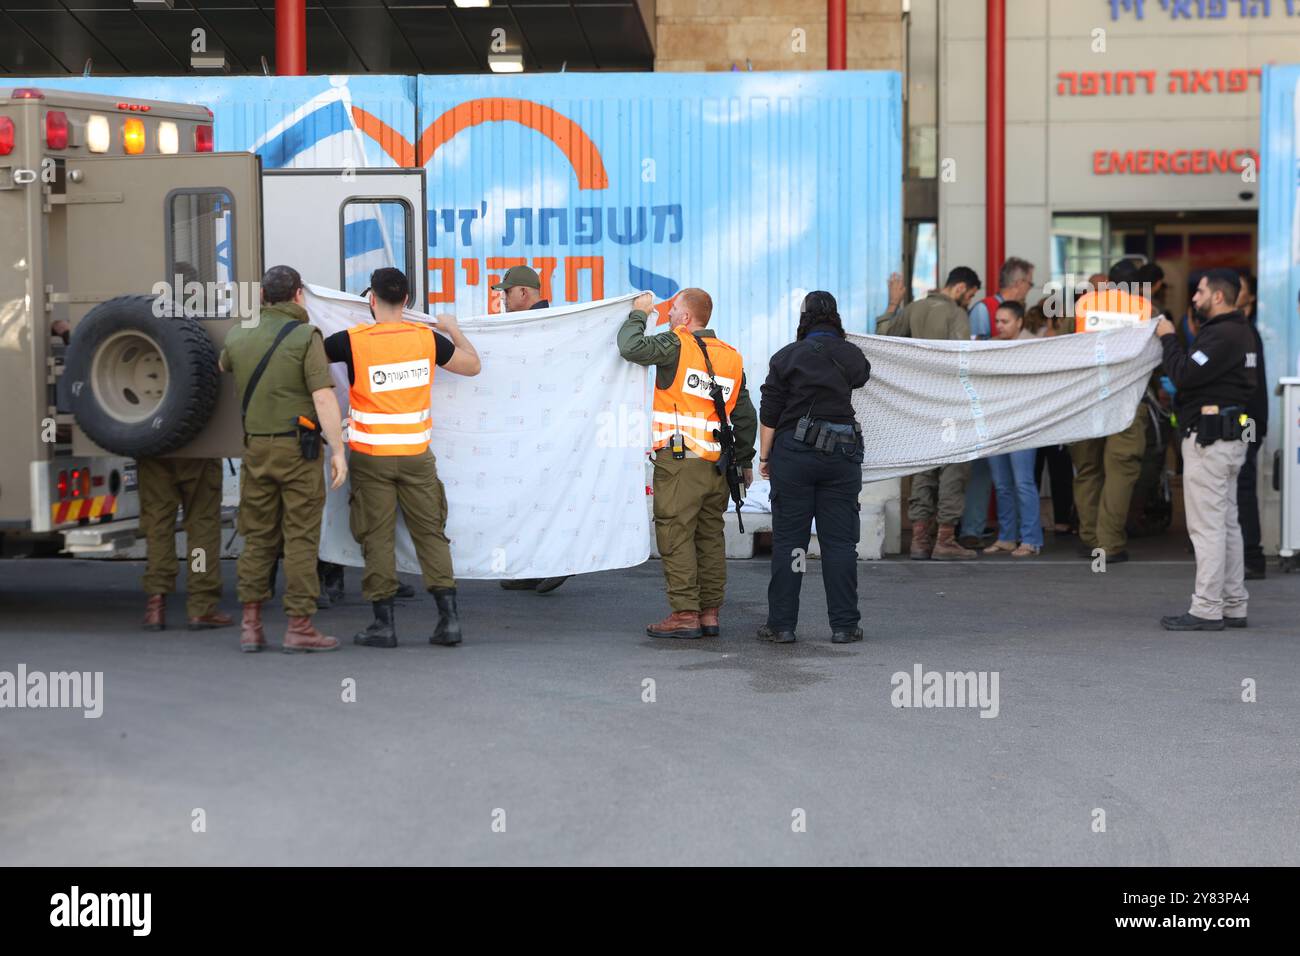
931, 523, 977, 561
142, 594, 166, 631
647, 610, 703, 639
909, 520, 935, 560
430, 588, 463, 646
355, 598, 397, 648
324, 563, 346, 604
282, 616, 340, 653
188, 609, 234, 631
700, 606, 721, 637
240, 602, 265, 653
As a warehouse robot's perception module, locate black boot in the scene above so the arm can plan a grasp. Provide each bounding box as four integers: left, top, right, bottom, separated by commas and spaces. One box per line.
394, 581, 416, 599
430, 588, 463, 646
354, 599, 397, 648
321, 561, 346, 605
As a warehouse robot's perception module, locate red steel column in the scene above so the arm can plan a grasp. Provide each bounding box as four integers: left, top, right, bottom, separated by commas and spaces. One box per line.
276, 0, 307, 75
985, 0, 1005, 288
828, 0, 847, 70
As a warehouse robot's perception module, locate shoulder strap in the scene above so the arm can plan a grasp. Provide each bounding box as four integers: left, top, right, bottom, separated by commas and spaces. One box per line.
692, 332, 719, 381
808, 336, 854, 387
241, 320, 301, 423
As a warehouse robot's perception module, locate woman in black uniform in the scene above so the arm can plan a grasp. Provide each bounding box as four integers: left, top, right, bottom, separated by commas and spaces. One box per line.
757, 291, 870, 644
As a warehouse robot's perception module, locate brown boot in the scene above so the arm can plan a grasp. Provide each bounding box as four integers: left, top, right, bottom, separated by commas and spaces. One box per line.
142, 594, 166, 631
189, 609, 234, 631
240, 603, 265, 653
700, 606, 721, 637
646, 610, 703, 639
931, 523, 977, 561
909, 520, 935, 560
283, 615, 340, 653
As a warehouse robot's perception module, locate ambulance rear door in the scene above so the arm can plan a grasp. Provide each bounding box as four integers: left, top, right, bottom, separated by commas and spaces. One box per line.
261, 169, 427, 307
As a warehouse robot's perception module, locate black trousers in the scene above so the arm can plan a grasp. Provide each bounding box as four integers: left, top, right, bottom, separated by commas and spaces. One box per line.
1237, 437, 1263, 570
767, 430, 863, 632
1035, 444, 1075, 526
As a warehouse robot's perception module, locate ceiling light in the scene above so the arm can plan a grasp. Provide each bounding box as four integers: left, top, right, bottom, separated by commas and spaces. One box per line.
488, 53, 523, 73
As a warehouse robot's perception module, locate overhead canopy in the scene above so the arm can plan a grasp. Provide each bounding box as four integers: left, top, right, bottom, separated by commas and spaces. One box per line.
0, 0, 656, 76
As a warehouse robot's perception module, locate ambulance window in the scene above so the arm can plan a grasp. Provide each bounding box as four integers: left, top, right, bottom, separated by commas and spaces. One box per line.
166, 189, 236, 315
341, 199, 413, 304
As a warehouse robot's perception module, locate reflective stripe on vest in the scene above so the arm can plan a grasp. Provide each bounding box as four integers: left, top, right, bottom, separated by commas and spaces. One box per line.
347, 322, 437, 456
651, 326, 743, 462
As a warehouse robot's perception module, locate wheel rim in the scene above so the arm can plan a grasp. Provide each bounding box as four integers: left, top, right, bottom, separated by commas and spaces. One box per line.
90, 330, 169, 424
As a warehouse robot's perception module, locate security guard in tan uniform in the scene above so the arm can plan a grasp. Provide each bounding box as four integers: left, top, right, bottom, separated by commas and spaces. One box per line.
138, 457, 231, 631
619, 288, 757, 639
1155, 269, 1258, 630
219, 265, 348, 653
322, 267, 481, 647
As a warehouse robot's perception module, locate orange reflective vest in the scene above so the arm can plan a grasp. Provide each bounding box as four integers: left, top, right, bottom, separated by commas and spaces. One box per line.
651, 327, 744, 462
346, 322, 436, 456
1074, 289, 1153, 333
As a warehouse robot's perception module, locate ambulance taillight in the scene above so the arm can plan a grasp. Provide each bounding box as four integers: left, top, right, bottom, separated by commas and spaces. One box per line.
195, 125, 213, 152
45, 110, 68, 150
0, 117, 13, 156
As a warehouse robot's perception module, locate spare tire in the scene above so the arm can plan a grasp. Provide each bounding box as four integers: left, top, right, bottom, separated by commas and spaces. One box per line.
64, 294, 220, 458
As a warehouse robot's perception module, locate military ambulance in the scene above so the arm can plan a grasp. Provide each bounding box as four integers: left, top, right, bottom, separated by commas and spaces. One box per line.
0, 86, 426, 557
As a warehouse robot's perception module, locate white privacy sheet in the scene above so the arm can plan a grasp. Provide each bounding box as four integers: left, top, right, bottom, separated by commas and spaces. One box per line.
848, 328, 1162, 482
306, 287, 651, 579
299, 286, 1160, 564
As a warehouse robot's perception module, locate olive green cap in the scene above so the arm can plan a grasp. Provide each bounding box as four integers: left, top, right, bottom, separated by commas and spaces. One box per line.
491, 265, 541, 291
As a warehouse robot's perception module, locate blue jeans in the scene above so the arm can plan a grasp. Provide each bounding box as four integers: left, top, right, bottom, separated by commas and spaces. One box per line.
960, 457, 993, 538
988, 449, 1043, 547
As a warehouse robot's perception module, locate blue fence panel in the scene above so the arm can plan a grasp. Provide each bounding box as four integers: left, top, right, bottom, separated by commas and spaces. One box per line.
1260, 64, 1300, 393
6, 72, 901, 376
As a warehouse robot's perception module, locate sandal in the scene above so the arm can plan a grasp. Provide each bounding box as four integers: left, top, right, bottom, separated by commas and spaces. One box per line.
982, 540, 1017, 554
1011, 544, 1041, 557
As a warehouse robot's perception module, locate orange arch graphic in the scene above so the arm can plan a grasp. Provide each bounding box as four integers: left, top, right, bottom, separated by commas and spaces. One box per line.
417, 98, 608, 190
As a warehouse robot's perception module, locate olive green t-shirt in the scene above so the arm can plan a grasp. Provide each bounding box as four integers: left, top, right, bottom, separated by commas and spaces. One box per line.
219, 301, 332, 435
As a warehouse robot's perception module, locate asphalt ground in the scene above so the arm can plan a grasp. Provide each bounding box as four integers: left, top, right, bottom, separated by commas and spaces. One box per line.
1, 545, 1297, 866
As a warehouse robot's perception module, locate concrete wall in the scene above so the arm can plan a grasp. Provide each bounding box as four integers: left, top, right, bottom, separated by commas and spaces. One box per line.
654, 0, 903, 72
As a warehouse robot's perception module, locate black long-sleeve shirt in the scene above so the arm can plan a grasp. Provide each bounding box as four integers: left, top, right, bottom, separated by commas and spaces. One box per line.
760, 323, 870, 434
1159, 310, 1257, 434
1245, 313, 1268, 436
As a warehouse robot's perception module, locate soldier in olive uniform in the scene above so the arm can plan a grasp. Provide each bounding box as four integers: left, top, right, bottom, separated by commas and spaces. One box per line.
218, 265, 348, 653
619, 289, 757, 639
138, 456, 231, 631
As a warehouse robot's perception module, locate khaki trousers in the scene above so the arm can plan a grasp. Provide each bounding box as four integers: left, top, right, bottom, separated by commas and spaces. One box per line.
1182, 436, 1249, 620
1069, 407, 1147, 553
138, 456, 224, 617
236, 436, 325, 617
653, 450, 729, 612
349, 449, 454, 600
907, 461, 971, 526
